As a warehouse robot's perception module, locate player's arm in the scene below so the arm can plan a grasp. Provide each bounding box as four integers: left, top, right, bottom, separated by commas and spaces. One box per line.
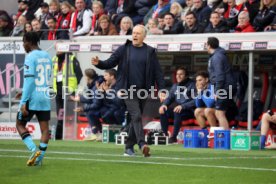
20, 56, 35, 105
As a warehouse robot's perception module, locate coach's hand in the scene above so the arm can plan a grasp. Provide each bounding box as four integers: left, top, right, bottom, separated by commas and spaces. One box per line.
91, 56, 99, 65
20, 104, 29, 117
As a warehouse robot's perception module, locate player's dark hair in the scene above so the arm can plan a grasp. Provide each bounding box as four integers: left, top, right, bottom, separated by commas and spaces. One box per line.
195, 71, 209, 79
207, 37, 219, 49
176, 66, 189, 77
105, 69, 117, 79
85, 68, 98, 80
23, 31, 40, 46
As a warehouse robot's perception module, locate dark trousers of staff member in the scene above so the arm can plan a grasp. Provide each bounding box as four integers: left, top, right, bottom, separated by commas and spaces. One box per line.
124, 95, 147, 150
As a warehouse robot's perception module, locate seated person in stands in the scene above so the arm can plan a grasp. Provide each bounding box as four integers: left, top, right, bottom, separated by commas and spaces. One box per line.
204, 11, 229, 33
159, 67, 196, 143
72, 69, 104, 141
88, 0, 106, 35
150, 12, 184, 34
119, 16, 133, 35
94, 15, 118, 36
253, 0, 276, 31
145, 18, 159, 35
260, 110, 276, 149
222, 0, 243, 31
235, 11, 256, 33
143, 0, 171, 25
194, 71, 217, 129
183, 11, 204, 34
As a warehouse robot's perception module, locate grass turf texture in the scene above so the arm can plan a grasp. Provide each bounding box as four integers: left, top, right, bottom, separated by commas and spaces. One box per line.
0, 140, 275, 184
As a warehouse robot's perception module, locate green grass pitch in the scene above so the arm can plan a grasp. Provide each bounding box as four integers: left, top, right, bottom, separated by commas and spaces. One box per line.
0, 140, 275, 184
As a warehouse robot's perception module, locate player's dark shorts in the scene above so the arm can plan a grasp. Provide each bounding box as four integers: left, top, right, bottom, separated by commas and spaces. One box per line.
17, 110, 50, 123
17, 102, 50, 123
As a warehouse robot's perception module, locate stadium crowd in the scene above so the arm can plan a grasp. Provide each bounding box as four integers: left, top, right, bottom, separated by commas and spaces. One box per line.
0, 0, 276, 38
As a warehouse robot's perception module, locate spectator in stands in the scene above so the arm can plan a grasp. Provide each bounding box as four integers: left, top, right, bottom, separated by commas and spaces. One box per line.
204, 11, 229, 33
223, 0, 243, 31
144, 0, 171, 25
31, 19, 43, 38
253, 0, 276, 31
134, 0, 158, 25
95, 15, 118, 35
88, 0, 106, 36
157, 14, 166, 29
183, 11, 204, 33
17, 0, 42, 22
159, 67, 196, 143
192, 0, 212, 28
242, 0, 260, 24
41, 17, 61, 40
119, 16, 133, 35
146, 18, 159, 34
52, 52, 83, 139
0, 12, 13, 37
235, 11, 256, 33
70, 0, 92, 36
260, 110, 276, 149
56, 1, 74, 40
264, 16, 276, 31
39, 2, 50, 30
23, 22, 32, 33
194, 71, 217, 129
206, 37, 237, 130
207, 0, 224, 11
150, 12, 184, 34
92, 25, 165, 157
11, 15, 27, 36
72, 68, 104, 141
49, 0, 61, 21
181, 0, 194, 25
105, 0, 138, 27
170, 1, 183, 21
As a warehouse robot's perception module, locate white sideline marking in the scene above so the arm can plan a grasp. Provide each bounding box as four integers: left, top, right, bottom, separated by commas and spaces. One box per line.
0, 154, 276, 172
0, 149, 275, 161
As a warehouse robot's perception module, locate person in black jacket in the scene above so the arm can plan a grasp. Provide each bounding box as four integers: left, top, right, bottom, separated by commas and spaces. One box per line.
72, 69, 104, 141
0, 12, 13, 37
183, 11, 204, 33
159, 67, 196, 143
92, 25, 165, 157
204, 11, 229, 33
253, 0, 276, 31
206, 37, 237, 130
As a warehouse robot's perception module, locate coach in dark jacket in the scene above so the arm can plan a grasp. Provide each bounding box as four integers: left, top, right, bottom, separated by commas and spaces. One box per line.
206, 37, 237, 130
159, 67, 195, 144
92, 25, 165, 157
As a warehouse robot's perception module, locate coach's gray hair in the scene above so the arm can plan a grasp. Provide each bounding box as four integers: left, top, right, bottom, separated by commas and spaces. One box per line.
133, 24, 147, 37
